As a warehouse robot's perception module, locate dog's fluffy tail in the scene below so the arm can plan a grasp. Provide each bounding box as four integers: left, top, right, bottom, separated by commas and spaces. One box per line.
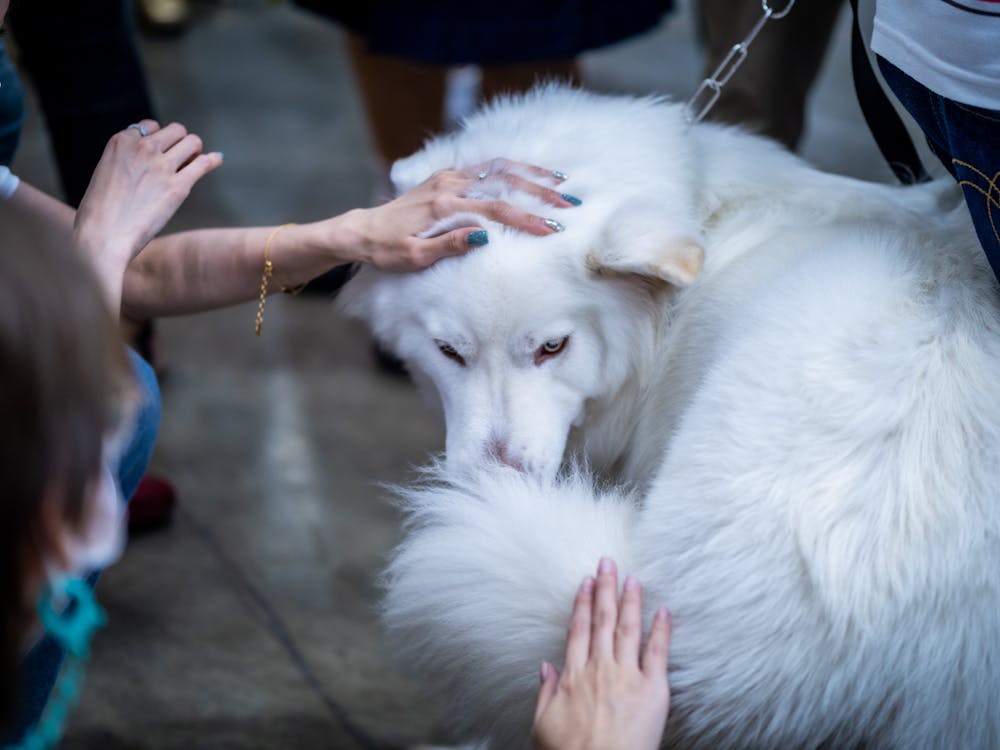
383, 464, 639, 748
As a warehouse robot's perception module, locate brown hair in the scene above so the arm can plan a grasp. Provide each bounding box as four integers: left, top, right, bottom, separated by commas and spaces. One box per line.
0, 224, 132, 726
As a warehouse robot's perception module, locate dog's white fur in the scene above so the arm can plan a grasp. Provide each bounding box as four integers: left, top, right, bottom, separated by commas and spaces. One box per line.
340, 87, 1000, 749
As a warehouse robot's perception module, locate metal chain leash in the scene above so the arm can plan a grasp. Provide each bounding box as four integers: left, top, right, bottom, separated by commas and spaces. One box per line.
683, 0, 797, 126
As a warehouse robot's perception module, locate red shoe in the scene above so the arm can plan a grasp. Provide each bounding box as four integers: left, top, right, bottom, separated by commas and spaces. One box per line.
127, 475, 177, 533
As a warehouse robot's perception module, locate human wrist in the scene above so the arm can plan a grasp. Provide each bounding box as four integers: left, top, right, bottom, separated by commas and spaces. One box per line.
71, 219, 136, 272
322, 208, 372, 266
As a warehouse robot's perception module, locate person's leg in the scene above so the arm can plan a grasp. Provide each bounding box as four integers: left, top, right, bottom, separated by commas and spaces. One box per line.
0, 37, 25, 167
346, 33, 447, 165
877, 57, 1000, 282
118, 351, 163, 500
8, 0, 156, 206
697, 0, 844, 150
1, 350, 160, 744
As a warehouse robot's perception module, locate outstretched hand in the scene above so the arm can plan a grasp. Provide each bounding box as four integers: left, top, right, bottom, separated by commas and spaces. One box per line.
74, 119, 222, 269
337, 158, 580, 273
532, 558, 672, 750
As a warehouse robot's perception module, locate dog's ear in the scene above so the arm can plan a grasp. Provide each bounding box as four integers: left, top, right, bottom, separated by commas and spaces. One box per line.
585, 236, 703, 287
586, 204, 704, 287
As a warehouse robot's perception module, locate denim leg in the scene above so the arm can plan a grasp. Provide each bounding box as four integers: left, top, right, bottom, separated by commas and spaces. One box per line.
941, 104, 1000, 282
0, 36, 25, 166
878, 56, 1000, 282
0, 350, 160, 744
118, 350, 162, 501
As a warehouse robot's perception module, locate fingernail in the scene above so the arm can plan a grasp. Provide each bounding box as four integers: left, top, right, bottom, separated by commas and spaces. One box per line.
624, 575, 640, 592
552, 170, 569, 181
216, 151, 224, 160
543, 218, 565, 233
598, 557, 615, 575
539, 661, 551, 683
580, 576, 595, 593
655, 606, 671, 623
561, 193, 582, 206
466, 230, 489, 247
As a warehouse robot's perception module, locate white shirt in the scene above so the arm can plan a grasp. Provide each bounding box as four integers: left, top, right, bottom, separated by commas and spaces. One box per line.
0, 164, 19, 199
871, 0, 1000, 110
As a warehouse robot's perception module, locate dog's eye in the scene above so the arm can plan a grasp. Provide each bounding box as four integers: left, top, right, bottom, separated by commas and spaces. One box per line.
535, 336, 568, 365
435, 339, 466, 366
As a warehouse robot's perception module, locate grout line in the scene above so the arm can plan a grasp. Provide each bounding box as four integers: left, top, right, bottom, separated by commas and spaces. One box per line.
179, 507, 383, 750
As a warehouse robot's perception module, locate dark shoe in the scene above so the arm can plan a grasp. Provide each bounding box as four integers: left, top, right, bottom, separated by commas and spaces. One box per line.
127, 475, 177, 533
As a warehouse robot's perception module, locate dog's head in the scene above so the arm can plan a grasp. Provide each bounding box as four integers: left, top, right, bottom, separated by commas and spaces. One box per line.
340, 204, 701, 481
341, 87, 703, 480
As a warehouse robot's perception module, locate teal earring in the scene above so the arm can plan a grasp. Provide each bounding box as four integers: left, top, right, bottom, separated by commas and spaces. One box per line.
7, 578, 106, 750
36, 577, 106, 658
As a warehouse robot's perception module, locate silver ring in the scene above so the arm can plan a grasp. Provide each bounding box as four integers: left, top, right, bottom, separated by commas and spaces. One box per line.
127, 123, 149, 137
476, 170, 488, 181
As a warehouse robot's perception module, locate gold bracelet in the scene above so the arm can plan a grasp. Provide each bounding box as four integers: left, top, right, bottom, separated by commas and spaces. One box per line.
254, 223, 297, 336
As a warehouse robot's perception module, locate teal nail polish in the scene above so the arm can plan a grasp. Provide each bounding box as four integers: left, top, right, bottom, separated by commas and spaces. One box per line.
466, 230, 489, 247
543, 218, 565, 233
217, 151, 225, 160
561, 193, 582, 206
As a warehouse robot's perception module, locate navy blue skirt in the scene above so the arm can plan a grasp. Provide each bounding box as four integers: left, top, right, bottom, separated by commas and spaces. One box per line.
295, 1, 673, 65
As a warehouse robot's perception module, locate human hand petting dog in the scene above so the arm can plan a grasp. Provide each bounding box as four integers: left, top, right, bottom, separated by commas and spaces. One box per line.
74, 119, 223, 306
328, 159, 580, 273
532, 558, 672, 750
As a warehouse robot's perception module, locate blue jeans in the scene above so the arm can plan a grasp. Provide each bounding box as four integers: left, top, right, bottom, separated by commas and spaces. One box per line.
878, 56, 1000, 283
0, 37, 24, 167
0, 350, 160, 746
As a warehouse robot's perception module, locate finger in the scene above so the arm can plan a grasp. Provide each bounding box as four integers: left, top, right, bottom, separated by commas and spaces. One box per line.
126, 119, 162, 138
456, 198, 563, 237
410, 226, 489, 268
469, 158, 568, 184
641, 606, 672, 680
147, 122, 189, 153
498, 172, 580, 209
166, 133, 205, 171
564, 576, 595, 672
176, 152, 224, 190
591, 557, 619, 661
532, 661, 560, 723
614, 575, 643, 666
514, 160, 569, 184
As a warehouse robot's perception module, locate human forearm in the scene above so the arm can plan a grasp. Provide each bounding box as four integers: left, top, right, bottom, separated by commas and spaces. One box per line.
121, 220, 349, 319
2, 176, 75, 231
0, 176, 132, 313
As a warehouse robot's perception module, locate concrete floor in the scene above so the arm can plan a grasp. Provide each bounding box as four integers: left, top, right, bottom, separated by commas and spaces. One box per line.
10, 2, 921, 748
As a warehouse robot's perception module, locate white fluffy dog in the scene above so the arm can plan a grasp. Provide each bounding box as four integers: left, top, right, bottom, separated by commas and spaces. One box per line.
340, 87, 1000, 749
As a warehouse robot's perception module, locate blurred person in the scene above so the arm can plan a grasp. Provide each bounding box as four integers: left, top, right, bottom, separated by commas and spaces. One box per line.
871, 0, 1000, 281
697, 0, 845, 150
0, 227, 138, 750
